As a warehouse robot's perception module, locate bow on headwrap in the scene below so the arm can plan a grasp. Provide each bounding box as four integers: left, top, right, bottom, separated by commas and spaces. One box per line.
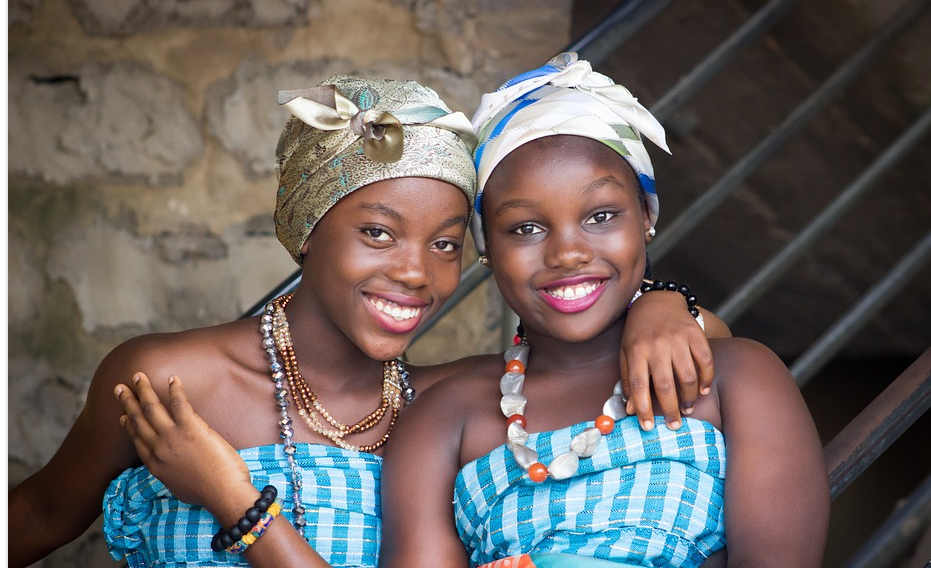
274, 76, 478, 265
470, 52, 670, 255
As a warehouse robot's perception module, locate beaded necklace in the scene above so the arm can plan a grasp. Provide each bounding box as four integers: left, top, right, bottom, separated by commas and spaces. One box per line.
259, 293, 414, 536
499, 335, 626, 483
270, 293, 410, 452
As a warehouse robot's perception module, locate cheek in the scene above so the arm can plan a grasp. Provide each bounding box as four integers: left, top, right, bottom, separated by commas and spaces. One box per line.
606, 232, 648, 273
431, 260, 462, 299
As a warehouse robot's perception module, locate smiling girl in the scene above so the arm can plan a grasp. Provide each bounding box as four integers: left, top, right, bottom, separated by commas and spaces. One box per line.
379, 54, 830, 568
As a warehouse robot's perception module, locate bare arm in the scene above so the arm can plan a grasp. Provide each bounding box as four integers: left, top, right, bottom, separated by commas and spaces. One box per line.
380, 380, 471, 568
8, 341, 147, 568
622, 289, 731, 431
714, 338, 829, 568
115, 373, 333, 568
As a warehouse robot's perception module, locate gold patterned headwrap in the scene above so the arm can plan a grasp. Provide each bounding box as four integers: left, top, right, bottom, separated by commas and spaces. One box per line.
275, 75, 478, 265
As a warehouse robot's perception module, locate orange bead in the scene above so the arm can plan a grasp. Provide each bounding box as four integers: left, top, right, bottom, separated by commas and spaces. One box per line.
506, 413, 527, 428
505, 360, 526, 374
528, 462, 548, 483
595, 414, 615, 435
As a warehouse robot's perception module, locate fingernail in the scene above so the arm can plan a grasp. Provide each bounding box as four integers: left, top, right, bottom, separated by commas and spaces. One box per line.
642, 420, 653, 431
701, 387, 711, 395
119, 416, 127, 427
168, 376, 175, 385
114, 386, 124, 397
668, 420, 681, 430
683, 407, 694, 415
133, 373, 141, 384
626, 401, 634, 414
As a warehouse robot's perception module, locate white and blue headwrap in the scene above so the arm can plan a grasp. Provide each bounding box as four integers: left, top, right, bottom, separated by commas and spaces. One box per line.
470, 52, 670, 254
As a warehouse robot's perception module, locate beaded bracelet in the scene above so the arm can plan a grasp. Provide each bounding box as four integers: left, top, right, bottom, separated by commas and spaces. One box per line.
631, 279, 704, 330
211, 485, 278, 553
225, 500, 283, 554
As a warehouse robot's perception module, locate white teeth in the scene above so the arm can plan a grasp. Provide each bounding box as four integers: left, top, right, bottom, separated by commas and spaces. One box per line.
547, 281, 600, 300
368, 296, 421, 321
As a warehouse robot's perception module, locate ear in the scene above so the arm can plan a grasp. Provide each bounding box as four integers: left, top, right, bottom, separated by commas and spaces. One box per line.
642, 209, 654, 244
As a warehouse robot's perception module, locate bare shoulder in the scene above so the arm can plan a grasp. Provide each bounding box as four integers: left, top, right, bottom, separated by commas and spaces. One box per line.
410, 352, 502, 393
708, 336, 784, 365
396, 354, 502, 436
708, 337, 793, 389
91, 317, 262, 400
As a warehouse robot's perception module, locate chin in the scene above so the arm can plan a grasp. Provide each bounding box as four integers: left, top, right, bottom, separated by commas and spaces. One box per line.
359, 336, 412, 362
546, 315, 620, 344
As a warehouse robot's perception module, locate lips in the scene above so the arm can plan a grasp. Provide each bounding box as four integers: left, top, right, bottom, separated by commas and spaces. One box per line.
538, 277, 607, 314
545, 280, 602, 300
363, 293, 428, 334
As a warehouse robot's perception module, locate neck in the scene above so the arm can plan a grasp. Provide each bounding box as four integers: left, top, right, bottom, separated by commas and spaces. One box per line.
522, 317, 625, 382
279, 287, 386, 390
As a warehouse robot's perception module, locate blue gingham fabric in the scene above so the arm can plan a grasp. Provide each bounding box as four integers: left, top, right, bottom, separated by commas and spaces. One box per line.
104, 443, 382, 567
455, 416, 726, 568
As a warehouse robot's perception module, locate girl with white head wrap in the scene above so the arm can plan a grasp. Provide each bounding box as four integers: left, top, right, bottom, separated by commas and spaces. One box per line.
470, 52, 670, 255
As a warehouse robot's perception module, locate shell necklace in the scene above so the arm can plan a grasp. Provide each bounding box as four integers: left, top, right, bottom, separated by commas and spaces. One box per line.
499, 336, 626, 483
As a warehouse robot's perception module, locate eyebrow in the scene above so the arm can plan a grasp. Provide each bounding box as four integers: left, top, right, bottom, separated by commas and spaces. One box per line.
581, 175, 627, 193
360, 202, 468, 231
360, 202, 403, 222
437, 214, 470, 230
492, 175, 628, 216
494, 198, 539, 216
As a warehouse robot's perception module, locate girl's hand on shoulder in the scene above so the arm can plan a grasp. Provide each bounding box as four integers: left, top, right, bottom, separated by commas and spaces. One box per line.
114, 373, 255, 513
621, 291, 716, 431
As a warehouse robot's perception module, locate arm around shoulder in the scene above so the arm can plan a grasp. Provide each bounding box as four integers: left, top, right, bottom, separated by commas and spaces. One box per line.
713, 338, 829, 568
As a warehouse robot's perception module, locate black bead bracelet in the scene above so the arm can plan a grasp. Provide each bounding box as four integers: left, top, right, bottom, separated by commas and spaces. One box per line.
640, 280, 700, 319
211, 485, 279, 552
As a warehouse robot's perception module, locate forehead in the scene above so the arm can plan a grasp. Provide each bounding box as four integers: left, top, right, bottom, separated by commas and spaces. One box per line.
328, 176, 469, 217
484, 135, 639, 197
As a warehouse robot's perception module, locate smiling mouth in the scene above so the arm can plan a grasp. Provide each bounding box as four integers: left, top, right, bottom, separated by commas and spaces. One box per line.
544, 280, 605, 300
366, 295, 424, 321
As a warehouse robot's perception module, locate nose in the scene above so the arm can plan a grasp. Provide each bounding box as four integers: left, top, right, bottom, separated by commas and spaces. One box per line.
387, 245, 430, 289
544, 228, 593, 271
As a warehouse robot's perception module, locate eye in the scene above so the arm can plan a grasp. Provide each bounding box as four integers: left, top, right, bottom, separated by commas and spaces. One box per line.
433, 239, 460, 253
585, 210, 617, 225
512, 223, 543, 236
362, 227, 392, 242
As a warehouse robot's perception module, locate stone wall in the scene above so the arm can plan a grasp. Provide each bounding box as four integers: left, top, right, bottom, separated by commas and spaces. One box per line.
8, 1, 572, 566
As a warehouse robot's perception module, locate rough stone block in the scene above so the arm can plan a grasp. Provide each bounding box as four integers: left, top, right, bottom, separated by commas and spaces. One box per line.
68, 0, 314, 36
205, 56, 353, 178
10, 62, 203, 185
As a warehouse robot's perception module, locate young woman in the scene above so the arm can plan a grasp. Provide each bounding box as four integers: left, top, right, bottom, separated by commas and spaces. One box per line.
379, 53, 830, 568
9, 73, 722, 568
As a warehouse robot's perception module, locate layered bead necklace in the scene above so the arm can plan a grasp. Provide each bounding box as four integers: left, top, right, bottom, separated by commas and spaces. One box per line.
259, 293, 414, 536
500, 334, 626, 483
